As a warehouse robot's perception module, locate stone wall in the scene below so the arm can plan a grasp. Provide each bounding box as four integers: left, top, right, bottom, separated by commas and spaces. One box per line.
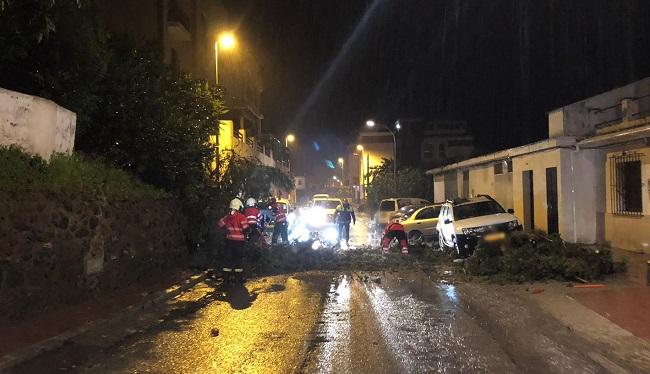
0, 87, 76, 161
0, 191, 189, 318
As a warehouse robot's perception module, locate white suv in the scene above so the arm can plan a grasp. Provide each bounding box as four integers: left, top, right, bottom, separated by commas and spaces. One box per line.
437, 195, 521, 257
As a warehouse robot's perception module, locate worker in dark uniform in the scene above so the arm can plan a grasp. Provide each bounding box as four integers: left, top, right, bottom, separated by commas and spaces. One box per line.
334, 199, 356, 246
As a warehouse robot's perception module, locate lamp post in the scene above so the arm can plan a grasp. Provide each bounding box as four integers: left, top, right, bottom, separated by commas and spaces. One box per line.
214, 32, 237, 85
366, 119, 399, 195
337, 157, 345, 185
284, 134, 295, 172
285, 133, 295, 148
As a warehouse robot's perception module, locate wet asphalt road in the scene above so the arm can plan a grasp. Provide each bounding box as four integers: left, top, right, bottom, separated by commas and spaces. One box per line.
14, 215, 616, 373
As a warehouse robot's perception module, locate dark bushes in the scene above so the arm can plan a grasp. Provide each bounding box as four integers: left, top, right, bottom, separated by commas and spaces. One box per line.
465, 231, 625, 282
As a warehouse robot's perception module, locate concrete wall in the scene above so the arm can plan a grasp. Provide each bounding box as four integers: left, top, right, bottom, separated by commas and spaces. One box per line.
569, 149, 605, 244
0, 88, 76, 160
604, 147, 650, 253
0, 191, 189, 319
512, 149, 564, 234
468, 166, 495, 198
551, 77, 650, 138
494, 173, 514, 211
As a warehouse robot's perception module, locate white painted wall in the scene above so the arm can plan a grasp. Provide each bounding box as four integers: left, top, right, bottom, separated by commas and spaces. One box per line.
0, 88, 76, 160
568, 149, 605, 244
468, 166, 495, 198
433, 174, 445, 202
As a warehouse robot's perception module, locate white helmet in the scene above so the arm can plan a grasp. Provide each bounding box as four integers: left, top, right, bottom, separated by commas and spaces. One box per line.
229, 198, 243, 211
245, 197, 256, 207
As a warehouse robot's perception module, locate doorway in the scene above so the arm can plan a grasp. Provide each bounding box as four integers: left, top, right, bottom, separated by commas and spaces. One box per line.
546, 167, 559, 234
522, 170, 534, 230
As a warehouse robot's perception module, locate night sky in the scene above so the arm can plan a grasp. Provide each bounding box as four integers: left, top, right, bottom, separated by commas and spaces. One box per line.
226, 0, 650, 180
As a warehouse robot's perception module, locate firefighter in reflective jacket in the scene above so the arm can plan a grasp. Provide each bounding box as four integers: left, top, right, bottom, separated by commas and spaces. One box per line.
244, 198, 263, 243
217, 198, 249, 281
382, 217, 409, 254
271, 198, 289, 245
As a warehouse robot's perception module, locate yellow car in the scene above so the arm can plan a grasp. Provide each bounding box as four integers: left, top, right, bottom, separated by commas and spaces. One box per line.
401, 204, 442, 244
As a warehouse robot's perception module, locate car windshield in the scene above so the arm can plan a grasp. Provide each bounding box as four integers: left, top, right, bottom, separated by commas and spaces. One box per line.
453, 201, 505, 220
380, 200, 396, 211
314, 200, 340, 209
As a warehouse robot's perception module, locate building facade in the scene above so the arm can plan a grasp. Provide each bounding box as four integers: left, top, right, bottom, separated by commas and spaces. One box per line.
397, 119, 474, 169
100, 0, 291, 195
429, 78, 650, 253
100, 0, 266, 154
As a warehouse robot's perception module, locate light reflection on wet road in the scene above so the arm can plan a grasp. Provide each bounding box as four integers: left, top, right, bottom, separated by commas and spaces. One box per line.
304, 272, 519, 373
13, 214, 615, 373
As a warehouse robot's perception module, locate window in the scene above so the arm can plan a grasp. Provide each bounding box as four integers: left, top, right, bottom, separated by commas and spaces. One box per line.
313, 200, 340, 209
379, 200, 396, 212
453, 201, 505, 220
610, 153, 643, 215
439, 143, 447, 158
415, 207, 435, 220
422, 143, 434, 159
397, 199, 412, 207
416, 206, 442, 220
448, 139, 474, 147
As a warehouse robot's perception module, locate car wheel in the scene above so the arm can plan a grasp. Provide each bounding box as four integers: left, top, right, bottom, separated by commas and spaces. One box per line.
408, 231, 423, 247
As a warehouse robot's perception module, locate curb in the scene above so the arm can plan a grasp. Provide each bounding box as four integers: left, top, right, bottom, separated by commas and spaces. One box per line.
0, 271, 208, 373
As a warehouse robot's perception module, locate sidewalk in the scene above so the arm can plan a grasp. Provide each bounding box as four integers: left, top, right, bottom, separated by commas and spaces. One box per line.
567, 249, 650, 343
520, 250, 650, 372
0, 270, 206, 369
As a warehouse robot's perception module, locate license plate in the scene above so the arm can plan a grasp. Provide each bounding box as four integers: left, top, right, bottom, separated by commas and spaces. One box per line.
484, 232, 506, 242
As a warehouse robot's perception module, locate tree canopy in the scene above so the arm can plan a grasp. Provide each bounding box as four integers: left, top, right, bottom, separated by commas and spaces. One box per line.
366, 159, 433, 210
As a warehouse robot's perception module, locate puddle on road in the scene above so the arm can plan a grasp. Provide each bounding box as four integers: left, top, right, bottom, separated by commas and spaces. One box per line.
362, 273, 519, 373
308, 275, 352, 373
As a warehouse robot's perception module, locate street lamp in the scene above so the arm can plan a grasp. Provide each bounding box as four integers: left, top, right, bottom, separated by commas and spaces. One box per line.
356, 144, 364, 151
285, 133, 295, 148
338, 157, 345, 185
214, 31, 237, 85
365, 119, 400, 195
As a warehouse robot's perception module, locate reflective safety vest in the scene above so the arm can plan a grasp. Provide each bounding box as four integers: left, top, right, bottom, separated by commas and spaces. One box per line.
335, 204, 355, 223
218, 211, 249, 241
244, 207, 262, 228
274, 205, 287, 223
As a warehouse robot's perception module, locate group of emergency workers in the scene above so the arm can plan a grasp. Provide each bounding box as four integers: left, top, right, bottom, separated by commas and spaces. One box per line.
217, 196, 289, 283
217, 196, 408, 283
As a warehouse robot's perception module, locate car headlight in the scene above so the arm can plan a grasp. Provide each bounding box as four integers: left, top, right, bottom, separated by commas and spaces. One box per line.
507, 220, 520, 231
305, 207, 326, 226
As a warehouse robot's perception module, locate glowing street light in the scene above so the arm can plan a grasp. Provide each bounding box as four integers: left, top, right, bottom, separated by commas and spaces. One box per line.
218, 32, 237, 50
365, 118, 398, 194
356, 144, 364, 151
285, 133, 295, 147
214, 32, 237, 85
